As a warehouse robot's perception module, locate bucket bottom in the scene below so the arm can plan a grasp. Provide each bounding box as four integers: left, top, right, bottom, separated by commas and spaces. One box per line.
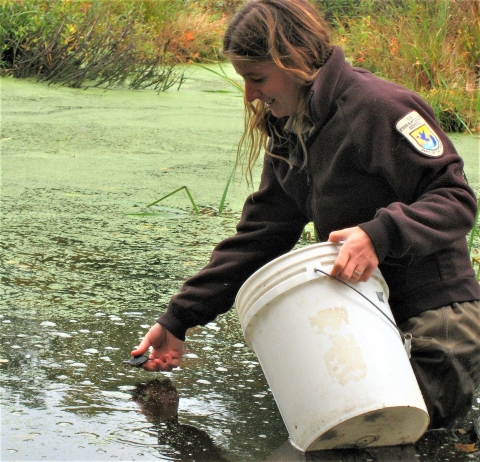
300, 406, 429, 452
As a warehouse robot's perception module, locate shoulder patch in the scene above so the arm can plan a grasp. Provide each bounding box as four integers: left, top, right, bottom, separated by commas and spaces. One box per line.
395, 111, 444, 157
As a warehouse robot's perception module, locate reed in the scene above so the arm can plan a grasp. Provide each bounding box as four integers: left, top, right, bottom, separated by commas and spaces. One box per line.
196, 63, 244, 93
144, 165, 236, 218
147, 187, 200, 215
468, 198, 480, 280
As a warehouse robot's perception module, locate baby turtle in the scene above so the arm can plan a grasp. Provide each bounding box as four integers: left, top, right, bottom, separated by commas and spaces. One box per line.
123, 354, 149, 368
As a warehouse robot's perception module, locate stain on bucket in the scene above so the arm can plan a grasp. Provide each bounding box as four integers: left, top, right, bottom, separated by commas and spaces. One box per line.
309, 306, 368, 386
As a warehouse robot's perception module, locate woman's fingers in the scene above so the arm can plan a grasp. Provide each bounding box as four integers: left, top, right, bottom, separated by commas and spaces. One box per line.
130, 324, 184, 372
328, 226, 379, 281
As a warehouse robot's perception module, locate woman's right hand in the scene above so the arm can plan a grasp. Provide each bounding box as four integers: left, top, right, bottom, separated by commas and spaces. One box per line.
131, 323, 184, 372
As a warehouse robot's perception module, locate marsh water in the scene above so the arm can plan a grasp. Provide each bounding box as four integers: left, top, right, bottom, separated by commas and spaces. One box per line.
1, 67, 479, 462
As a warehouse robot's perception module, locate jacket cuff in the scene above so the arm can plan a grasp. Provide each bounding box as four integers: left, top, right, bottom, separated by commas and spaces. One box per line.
157, 312, 188, 341
359, 217, 391, 264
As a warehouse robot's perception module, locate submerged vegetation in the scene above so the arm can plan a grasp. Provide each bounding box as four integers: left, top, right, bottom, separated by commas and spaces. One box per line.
1, 0, 478, 130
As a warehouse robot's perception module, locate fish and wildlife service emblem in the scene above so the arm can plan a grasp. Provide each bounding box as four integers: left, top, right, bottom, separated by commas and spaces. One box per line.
396, 111, 444, 157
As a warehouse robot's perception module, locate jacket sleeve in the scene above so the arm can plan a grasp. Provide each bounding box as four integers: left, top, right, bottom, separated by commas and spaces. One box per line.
354, 95, 478, 263
157, 155, 309, 340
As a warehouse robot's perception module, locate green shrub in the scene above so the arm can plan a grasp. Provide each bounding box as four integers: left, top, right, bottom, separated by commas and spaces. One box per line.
333, 0, 479, 133
0, 0, 225, 88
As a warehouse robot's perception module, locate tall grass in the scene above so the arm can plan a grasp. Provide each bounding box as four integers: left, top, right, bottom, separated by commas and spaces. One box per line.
468, 198, 480, 281
333, 0, 479, 132
0, 0, 229, 87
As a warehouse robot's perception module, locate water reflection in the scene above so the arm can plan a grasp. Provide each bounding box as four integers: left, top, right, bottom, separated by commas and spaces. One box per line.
131, 378, 229, 461
266, 427, 480, 462
265, 440, 418, 461
0, 303, 287, 460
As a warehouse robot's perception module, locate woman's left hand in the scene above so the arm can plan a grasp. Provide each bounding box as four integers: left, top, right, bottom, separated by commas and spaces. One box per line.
328, 226, 379, 281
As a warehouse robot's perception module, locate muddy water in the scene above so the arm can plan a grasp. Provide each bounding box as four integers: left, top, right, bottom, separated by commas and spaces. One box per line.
1, 68, 479, 462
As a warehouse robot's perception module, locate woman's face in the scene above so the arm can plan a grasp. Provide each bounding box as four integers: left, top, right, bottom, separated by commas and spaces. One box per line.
231, 59, 300, 118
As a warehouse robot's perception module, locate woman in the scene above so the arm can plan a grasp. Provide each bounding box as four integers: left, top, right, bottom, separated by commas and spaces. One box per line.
131, 0, 480, 430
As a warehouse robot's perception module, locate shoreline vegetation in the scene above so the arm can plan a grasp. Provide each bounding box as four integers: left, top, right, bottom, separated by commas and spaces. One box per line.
0, 0, 478, 132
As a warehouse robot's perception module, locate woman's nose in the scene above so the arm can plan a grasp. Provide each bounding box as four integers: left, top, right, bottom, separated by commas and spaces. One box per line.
244, 82, 262, 103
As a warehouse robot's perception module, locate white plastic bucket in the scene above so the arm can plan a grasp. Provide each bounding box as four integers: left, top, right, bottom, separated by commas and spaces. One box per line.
235, 242, 429, 452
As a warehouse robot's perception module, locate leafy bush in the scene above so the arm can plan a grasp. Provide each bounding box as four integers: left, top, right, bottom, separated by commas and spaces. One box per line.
333, 0, 479, 132
0, 0, 228, 88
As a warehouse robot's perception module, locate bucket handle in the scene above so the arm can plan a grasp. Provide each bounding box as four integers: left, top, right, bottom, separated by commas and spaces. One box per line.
313, 268, 412, 359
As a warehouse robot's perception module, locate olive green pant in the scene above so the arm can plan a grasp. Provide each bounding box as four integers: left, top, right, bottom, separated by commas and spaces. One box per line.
399, 300, 480, 430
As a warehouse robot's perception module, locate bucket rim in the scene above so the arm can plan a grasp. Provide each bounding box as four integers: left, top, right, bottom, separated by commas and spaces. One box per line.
235, 242, 389, 319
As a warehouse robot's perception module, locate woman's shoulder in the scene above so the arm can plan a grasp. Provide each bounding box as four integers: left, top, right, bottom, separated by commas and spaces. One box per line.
310, 47, 433, 127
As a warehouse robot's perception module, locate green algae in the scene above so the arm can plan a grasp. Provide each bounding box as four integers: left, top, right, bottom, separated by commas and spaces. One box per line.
1, 67, 479, 461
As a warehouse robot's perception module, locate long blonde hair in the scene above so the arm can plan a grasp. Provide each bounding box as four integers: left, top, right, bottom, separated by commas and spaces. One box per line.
223, 0, 332, 180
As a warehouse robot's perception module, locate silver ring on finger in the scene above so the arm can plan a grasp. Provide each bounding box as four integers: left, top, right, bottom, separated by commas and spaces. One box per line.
353, 270, 363, 277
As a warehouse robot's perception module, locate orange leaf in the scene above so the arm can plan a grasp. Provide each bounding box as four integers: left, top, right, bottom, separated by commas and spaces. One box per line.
183, 31, 195, 43
455, 443, 478, 453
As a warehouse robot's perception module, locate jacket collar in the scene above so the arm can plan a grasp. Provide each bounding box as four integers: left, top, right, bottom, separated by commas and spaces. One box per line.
308, 46, 353, 128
